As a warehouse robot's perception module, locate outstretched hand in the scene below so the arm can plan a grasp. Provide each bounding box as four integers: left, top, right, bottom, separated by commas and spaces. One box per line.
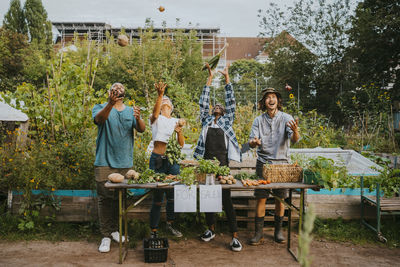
108, 89, 123, 105
218, 65, 230, 84
154, 81, 167, 96
133, 106, 141, 120
287, 118, 299, 133
249, 137, 261, 148
205, 63, 214, 78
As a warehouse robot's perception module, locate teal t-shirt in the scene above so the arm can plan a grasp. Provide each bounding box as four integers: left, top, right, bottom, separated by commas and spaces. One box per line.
92, 103, 137, 168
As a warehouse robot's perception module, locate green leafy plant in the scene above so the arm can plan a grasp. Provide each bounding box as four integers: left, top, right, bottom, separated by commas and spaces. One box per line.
166, 133, 184, 165
178, 167, 197, 186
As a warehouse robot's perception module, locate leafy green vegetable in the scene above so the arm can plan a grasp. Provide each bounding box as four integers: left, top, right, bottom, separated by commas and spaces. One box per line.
178, 167, 197, 186
166, 132, 184, 164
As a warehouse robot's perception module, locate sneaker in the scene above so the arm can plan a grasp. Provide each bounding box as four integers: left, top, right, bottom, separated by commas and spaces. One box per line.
98, 237, 111, 253
200, 229, 215, 242
230, 237, 242, 252
111, 231, 128, 243
166, 222, 183, 238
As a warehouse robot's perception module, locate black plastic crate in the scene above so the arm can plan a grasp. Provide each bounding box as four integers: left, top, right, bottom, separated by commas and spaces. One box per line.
143, 237, 169, 263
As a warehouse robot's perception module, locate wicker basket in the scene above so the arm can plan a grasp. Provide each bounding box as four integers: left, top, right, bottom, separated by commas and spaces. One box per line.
262, 164, 303, 183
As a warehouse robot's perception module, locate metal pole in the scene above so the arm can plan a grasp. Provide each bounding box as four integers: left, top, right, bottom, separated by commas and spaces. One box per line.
297, 81, 300, 110
255, 74, 258, 109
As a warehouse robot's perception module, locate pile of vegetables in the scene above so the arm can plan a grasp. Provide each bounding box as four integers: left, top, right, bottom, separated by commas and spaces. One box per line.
217, 175, 237, 185
198, 158, 230, 176
233, 172, 269, 186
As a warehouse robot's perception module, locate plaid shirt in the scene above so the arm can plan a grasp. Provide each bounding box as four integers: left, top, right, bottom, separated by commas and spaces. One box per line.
193, 84, 242, 162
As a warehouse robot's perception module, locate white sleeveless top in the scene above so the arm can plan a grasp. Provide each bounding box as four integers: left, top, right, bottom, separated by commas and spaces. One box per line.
150, 115, 179, 143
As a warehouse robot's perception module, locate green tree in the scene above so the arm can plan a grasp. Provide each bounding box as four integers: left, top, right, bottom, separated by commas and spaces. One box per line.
3, 0, 27, 35
263, 31, 317, 109
349, 0, 400, 101
0, 28, 28, 92
258, 0, 357, 122
24, 0, 52, 44
229, 59, 267, 106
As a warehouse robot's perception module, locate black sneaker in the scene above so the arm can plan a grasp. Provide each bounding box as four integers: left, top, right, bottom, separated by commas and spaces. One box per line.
230, 237, 242, 252
200, 229, 215, 242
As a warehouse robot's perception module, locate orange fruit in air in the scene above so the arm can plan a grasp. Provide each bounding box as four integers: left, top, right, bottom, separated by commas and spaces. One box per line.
158, 6, 165, 12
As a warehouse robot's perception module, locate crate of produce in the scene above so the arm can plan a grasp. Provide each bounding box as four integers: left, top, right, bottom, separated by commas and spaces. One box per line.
143, 237, 169, 263
262, 164, 303, 183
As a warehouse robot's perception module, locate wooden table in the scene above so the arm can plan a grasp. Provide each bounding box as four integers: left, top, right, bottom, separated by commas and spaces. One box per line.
105, 180, 319, 264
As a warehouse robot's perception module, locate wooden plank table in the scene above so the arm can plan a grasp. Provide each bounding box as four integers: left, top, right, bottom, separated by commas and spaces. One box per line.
105, 180, 319, 264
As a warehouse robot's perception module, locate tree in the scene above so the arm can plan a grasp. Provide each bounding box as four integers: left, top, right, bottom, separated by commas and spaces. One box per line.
258, 0, 357, 122
229, 59, 267, 106
263, 31, 317, 109
3, 0, 27, 35
0, 28, 28, 92
349, 0, 400, 101
24, 0, 52, 44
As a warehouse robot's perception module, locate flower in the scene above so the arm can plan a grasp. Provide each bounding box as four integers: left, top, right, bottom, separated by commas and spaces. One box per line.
64, 143, 69, 147
352, 96, 356, 100
319, 126, 324, 130
51, 188, 55, 191
289, 94, 294, 99
9, 158, 13, 162
42, 162, 46, 165
192, 128, 198, 133
30, 178, 35, 183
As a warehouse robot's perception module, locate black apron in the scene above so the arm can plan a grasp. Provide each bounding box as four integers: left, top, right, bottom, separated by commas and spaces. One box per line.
204, 127, 228, 166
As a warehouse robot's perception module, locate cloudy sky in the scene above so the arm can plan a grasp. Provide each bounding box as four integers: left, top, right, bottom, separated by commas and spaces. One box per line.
0, 0, 298, 37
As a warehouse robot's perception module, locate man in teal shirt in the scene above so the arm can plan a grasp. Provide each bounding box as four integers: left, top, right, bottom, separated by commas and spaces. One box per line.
92, 83, 145, 253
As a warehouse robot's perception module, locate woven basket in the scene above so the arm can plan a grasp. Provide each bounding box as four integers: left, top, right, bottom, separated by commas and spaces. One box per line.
262, 164, 303, 183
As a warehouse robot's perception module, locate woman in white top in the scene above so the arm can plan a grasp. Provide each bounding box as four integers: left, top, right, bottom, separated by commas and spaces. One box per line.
149, 81, 185, 238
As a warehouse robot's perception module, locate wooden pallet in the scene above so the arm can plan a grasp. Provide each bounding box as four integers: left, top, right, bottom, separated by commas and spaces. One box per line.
363, 197, 400, 212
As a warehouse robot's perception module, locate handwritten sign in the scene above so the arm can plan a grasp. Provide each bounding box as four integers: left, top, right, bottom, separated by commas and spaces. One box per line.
199, 185, 222, 212
174, 185, 197, 212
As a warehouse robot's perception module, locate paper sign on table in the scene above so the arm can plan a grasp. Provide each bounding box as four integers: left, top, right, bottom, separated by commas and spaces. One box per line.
174, 185, 197, 212
199, 185, 222, 212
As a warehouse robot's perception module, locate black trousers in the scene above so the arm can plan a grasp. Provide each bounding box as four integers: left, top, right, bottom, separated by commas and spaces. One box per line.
205, 188, 238, 233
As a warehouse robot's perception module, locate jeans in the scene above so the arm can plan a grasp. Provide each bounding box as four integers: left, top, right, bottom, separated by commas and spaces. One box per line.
205, 189, 238, 233
149, 152, 180, 230
95, 166, 130, 236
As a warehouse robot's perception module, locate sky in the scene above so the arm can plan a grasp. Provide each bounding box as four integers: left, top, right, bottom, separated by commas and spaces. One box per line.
0, 0, 297, 37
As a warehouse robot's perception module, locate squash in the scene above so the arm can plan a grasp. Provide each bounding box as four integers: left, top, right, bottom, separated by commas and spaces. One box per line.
108, 173, 124, 183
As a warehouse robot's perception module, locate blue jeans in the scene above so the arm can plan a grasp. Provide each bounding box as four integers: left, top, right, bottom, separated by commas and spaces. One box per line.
149, 152, 180, 230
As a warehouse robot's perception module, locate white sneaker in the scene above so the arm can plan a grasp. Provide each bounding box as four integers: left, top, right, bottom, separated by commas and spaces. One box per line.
111, 231, 128, 243
99, 237, 111, 253
230, 237, 242, 252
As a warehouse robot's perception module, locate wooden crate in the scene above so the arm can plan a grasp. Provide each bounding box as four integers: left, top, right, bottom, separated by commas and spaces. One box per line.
230, 189, 300, 231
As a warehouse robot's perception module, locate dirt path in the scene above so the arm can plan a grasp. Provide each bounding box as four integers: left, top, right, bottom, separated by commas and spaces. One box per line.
0, 231, 398, 267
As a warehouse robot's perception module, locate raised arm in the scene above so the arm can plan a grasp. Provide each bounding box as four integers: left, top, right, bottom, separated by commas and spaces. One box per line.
150, 81, 167, 124
219, 66, 235, 124
133, 106, 146, 133
199, 63, 214, 124
94, 90, 121, 124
